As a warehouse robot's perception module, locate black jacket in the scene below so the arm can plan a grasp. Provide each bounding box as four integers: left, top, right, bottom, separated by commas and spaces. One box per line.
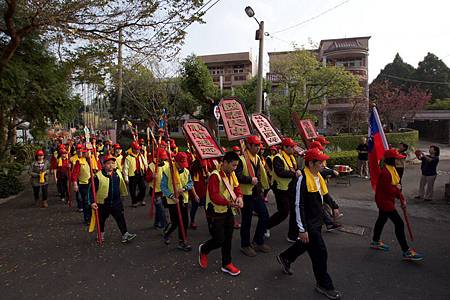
293, 170, 338, 232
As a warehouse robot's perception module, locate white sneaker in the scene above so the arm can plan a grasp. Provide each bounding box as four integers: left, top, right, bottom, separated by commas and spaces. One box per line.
264, 230, 270, 239
286, 237, 297, 243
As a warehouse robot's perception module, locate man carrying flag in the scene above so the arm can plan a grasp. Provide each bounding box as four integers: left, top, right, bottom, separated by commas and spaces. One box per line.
368, 107, 389, 191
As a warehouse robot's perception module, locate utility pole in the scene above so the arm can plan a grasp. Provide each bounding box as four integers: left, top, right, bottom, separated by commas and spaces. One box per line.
117, 28, 124, 134
256, 20, 264, 114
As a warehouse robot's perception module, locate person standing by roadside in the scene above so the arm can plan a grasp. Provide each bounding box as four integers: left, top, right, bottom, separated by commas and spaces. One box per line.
415, 145, 440, 202
198, 151, 244, 276
356, 137, 369, 179
54, 148, 70, 203
395, 143, 408, 180
371, 149, 424, 261
29, 149, 50, 208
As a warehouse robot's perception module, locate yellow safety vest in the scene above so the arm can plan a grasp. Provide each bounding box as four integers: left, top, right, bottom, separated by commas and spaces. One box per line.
239, 155, 269, 195
148, 161, 168, 193
96, 170, 128, 204
115, 154, 123, 172
206, 170, 239, 215
272, 153, 294, 191
78, 158, 91, 184
164, 166, 190, 205
125, 152, 147, 177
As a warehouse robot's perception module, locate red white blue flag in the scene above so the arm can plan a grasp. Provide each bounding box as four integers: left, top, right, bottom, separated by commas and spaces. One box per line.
368, 107, 389, 191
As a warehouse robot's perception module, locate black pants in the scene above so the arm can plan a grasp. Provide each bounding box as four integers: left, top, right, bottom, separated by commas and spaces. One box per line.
75, 191, 82, 209
396, 167, 404, 181
165, 203, 189, 241
240, 194, 269, 247
57, 177, 68, 200
268, 188, 290, 229
129, 174, 146, 204
201, 209, 234, 267
32, 185, 48, 201
190, 196, 206, 223
373, 209, 409, 252
98, 204, 128, 235
280, 228, 334, 290
79, 184, 91, 224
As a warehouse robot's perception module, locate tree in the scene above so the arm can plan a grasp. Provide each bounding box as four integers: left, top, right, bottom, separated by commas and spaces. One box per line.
0, 0, 206, 73
180, 54, 219, 132
415, 52, 450, 101
268, 49, 363, 135
234, 77, 270, 114
372, 53, 416, 88
0, 35, 82, 153
370, 80, 431, 131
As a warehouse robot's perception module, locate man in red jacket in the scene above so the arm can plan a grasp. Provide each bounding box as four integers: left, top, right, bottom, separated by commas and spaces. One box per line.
371, 148, 424, 261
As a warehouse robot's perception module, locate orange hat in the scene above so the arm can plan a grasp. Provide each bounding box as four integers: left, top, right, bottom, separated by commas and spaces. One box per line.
282, 138, 297, 148
113, 143, 121, 150
308, 141, 324, 151
246, 135, 261, 145
158, 148, 169, 160
174, 152, 189, 168
384, 148, 406, 159
131, 141, 141, 150
304, 148, 329, 162
35, 149, 45, 156
139, 138, 145, 144
103, 154, 116, 163
316, 135, 330, 145
232, 146, 240, 152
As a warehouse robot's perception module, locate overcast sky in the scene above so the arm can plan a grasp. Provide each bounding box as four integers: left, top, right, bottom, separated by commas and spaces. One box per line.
178, 0, 450, 82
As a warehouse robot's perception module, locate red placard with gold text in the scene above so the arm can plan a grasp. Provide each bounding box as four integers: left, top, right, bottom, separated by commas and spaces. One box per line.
292, 112, 318, 145
218, 98, 252, 141
251, 113, 282, 146
183, 120, 223, 159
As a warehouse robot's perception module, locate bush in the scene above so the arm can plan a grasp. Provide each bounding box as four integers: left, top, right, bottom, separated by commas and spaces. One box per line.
0, 174, 23, 198
327, 151, 358, 170
426, 98, 450, 110
324, 130, 419, 151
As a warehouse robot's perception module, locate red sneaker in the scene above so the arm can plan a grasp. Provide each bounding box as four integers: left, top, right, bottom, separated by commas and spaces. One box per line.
221, 263, 241, 276
198, 244, 208, 269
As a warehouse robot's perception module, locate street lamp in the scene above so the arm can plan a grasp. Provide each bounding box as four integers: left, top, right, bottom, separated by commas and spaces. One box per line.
245, 6, 264, 114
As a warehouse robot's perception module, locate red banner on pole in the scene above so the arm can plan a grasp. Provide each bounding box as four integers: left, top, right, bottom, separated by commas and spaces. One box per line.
183, 120, 223, 159
218, 98, 252, 141
251, 113, 282, 146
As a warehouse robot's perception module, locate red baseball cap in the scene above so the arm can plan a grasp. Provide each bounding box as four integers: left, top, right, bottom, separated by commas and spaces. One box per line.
384, 148, 406, 159
139, 138, 145, 143
308, 141, 324, 151
35, 149, 45, 156
158, 148, 169, 160
174, 152, 189, 168
232, 146, 240, 152
160, 140, 167, 147
103, 154, 116, 163
113, 143, 121, 150
304, 148, 330, 162
59, 149, 68, 155
246, 135, 261, 145
282, 138, 297, 148
76, 144, 83, 150
270, 145, 278, 152
316, 135, 330, 145
131, 141, 141, 150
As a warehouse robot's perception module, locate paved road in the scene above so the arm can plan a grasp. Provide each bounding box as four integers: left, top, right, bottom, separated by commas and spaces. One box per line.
1, 161, 450, 299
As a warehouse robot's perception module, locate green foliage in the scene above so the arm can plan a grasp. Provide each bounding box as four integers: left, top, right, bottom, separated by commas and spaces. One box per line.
416, 53, 450, 100
372, 53, 416, 88
327, 151, 358, 169
322, 130, 419, 151
426, 98, 450, 110
234, 77, 270, 114
0, 174, 23, 198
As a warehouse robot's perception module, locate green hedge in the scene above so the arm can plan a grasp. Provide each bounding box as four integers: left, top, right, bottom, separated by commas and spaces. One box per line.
324, 130, 419, 151
327, 151, 358, 170
0, 174, 23, 198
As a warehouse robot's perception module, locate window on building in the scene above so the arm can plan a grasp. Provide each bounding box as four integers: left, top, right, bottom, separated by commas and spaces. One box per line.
233, 64, 245, 74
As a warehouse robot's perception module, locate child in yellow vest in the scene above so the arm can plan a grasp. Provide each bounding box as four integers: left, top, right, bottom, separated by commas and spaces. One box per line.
161, 152, 198, 251
123, 141, 148, 207
91, 155, 136, 243
146, 148, 169, 229
72, 147, 94, 225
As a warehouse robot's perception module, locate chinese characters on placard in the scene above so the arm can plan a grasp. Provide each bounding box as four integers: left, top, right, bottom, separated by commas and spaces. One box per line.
251, 114, 282, 146
219, 99, 252, 140
184, 122, 222, 159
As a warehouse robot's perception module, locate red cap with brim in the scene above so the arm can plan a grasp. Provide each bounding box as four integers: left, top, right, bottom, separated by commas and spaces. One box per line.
232, 146, 240, 152
282, 138, 297, 148
35, 150, 45, 156
270, 146, 278, 151
131, 141, 141, 150
103, 155, 116, 163
174, 152, 189, 168
113, 143, 121, 150
384, 149, 406, 159
76, 144, 83, 150
316, 136, 330, 145
304, 148, 330, 162
246, 135, 261, 145
158, 148, 169, 160
308, 141, 324, 151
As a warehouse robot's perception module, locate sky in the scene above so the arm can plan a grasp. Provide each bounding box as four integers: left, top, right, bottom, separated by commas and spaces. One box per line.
178, 0, 450, 82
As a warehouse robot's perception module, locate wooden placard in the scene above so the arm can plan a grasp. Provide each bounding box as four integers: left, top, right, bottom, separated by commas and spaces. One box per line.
251, 113, 282, 146
183, 120, 223, 159
292, 112, 318, 145
218, 98, 253, 141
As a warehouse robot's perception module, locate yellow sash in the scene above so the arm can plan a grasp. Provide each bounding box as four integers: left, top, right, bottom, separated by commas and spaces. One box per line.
385, 165, 400, 186
281, 151, 296, 169
304, 167, 328, 195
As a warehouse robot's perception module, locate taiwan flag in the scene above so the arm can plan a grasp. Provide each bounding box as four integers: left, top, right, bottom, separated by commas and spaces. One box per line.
368, 107, 389, 191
